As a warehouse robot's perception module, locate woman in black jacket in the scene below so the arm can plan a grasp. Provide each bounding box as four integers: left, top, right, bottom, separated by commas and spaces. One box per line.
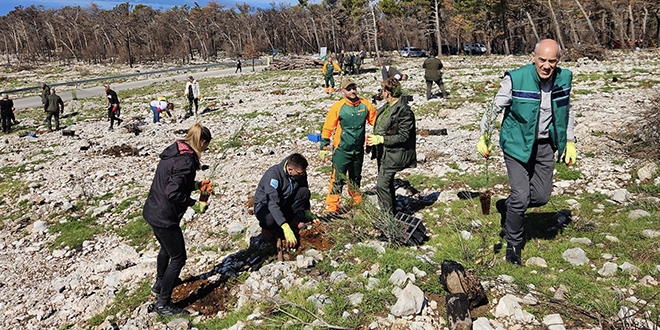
142, 123, 213, 316
367, 77, 417, 215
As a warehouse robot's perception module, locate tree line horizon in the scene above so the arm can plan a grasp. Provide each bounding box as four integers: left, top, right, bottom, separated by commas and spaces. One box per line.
1, 0, 658, 67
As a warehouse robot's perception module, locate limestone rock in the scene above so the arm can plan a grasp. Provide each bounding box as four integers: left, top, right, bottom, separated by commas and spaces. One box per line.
562, 248, 589, 266
390, 282, 425, 317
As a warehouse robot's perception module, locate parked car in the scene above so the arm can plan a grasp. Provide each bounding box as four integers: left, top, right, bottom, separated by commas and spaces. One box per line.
464, 43, 487, 54
401, 47, 427, 57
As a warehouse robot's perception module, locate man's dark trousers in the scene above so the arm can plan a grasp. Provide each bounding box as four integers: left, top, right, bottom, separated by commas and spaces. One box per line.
256, 187, 310, 236
502, 139, 555, 247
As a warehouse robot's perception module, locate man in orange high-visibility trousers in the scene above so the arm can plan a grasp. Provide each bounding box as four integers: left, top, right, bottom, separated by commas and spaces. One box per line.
322, 56, 343, 94
320, 78, 377, 214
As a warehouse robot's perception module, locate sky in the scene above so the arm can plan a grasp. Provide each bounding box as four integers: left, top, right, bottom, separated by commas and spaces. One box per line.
0, 0, 305, 16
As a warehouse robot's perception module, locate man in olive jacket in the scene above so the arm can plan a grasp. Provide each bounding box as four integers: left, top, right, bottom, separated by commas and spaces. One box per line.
477, 39, 576, 266
40, 82, 51, 111
423, 50, 447, 100
44, 88, 64, 131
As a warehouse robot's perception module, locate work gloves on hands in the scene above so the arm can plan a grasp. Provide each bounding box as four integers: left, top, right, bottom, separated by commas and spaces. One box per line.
195, 180, 213, 195
281, 223, 297, 247
366, 135, 384, 146
191, 201, 208, 214
564, 142, 576, 166
305, 210, 321, 225
319, 150, 328, 161
477, 134, 492, 158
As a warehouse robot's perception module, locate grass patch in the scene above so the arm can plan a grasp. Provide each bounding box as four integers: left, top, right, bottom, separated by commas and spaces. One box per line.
49, 215, 103, 250
113, 196, 139, 214
554, 163, 583, 180
114, 217, 153, 249
87, 280, 153, 327
590, 131, 607, 137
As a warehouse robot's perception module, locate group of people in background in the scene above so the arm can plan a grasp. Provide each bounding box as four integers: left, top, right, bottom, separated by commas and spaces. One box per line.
336, 49, 366, 75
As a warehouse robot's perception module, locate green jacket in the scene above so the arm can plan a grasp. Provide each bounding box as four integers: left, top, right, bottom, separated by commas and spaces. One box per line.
372, 96, 417, 170
423, 57, 443, 81
500, 64, 572, 163
321, 98, 377, 153
45, 94, 64, 113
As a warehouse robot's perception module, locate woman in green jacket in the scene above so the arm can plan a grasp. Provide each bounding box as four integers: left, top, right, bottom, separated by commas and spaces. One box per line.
367, 77, 417, 214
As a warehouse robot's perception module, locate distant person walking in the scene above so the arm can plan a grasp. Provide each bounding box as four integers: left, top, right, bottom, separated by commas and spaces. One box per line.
184, 76, 200, 117
1, 94, 15, 134
235, 60, 242, 73
104, 84, 122, 130
40, 82, 50, 111
423, 50, 448, 100
45, 88, 64, 132
143, 123, 213, 316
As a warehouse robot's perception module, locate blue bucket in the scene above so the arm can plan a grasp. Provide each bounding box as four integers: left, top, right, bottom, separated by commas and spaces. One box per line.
307, 133, 321, 143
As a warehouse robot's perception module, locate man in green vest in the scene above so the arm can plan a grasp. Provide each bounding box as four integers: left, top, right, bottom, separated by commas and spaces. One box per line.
476, 39, 577, 266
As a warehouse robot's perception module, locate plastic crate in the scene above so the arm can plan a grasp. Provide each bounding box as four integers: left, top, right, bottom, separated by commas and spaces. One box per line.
395, 213, 427, 245
307, 133, 322, 143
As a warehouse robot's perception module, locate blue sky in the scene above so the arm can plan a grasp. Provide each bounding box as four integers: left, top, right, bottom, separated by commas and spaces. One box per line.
0, 0, 305, 16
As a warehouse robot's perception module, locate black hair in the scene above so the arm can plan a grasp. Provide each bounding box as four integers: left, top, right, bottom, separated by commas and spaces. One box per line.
287, 153, 308, 170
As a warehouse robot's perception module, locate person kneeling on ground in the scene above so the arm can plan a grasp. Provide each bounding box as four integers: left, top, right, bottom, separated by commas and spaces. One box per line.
149, 97, 175, 123
142, 123, 213, 316
253, 153, 318, 250
367, 77, 417, 215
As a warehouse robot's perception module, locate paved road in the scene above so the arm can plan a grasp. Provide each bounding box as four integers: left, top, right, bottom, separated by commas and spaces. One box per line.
13, 65, 267, 110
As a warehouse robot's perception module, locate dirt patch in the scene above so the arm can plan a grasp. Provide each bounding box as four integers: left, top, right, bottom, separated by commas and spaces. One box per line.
297, 224, 335, 252
172, 278, 233, 315
102, 144, 139, 157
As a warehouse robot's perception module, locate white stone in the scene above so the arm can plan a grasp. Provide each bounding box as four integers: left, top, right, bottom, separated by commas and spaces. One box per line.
562, 247, 589, 266
31, 220, 49, 234
640, 275, 658, 287
521, 293, 538, 305
461, 230, 472, 240
652, 265, 660, 275
295, 255, 315, 269
605, 235, 620, 243
542, 314, 566, 330
227, 223, 245, 236
167, 318, 190, 330
307, 294, 331, 310
473, 317, 494, 330
412, 266, 427, 278
347, 293, 364, 306
525, 257, 547, 268
494, 294, 536, 323
329, 271, 347, 283
637, 162, 658, 181
497, 274, 514, 283
611, 189, 629, 203
570, 237, 592, 245
366, 277, 380, 290
628, 210, 651, 220
390, 282, 425, 317
389, 269, 409, 287
619, 262, 641, 275
598, 262, 618, 277
642, 229, 660, 238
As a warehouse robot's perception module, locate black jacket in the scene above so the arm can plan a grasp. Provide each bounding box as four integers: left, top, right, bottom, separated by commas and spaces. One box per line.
372, 96, 417, 170
106, 89, 120, 107
253, 158, 309, 226
0, 99, 13, 115
143, 141, 199, 228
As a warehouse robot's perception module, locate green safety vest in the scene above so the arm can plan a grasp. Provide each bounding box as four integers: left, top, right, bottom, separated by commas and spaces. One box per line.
499, 64, 572, 163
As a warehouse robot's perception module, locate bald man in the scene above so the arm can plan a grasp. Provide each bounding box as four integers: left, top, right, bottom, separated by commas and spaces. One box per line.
477, 39, 576, 266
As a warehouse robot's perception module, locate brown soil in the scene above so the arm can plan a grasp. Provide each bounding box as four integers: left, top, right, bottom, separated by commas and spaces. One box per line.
103, 144, 139, 157
171, 278, 233, 315
296, 224, 335, 252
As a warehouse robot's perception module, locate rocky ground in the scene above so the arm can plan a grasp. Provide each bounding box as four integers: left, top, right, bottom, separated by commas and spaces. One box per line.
0, 49, 659, 330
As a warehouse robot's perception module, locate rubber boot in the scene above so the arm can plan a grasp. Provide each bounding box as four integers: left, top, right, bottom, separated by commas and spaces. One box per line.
325, 88, 329, 94
505, 244, 522, 266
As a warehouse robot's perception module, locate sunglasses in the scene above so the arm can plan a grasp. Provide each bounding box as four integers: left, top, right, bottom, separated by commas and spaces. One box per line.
344, 85, 357, 91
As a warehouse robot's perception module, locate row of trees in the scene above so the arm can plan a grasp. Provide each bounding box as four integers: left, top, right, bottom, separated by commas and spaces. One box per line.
1, 0, 659, 66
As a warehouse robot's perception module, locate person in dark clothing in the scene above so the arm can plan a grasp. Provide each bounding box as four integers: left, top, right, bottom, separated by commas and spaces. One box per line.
40, 82, 50, 111
44, 89, 64, 131
104, 85, 122, 130
184, 76, 201, 117
423, 50, 448, 99
367, 77, 417, 214
235, 60, 242, 73
381, 62, 408, 82
253, 153, 317, 250
143, 123, 213, 316
0, 94, 15, 134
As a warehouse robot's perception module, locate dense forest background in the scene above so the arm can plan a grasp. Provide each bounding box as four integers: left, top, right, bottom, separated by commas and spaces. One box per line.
1, 0, 659, 66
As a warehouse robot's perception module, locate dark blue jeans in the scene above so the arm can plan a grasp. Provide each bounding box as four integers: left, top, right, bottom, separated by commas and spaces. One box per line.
150, 105, 160, 123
